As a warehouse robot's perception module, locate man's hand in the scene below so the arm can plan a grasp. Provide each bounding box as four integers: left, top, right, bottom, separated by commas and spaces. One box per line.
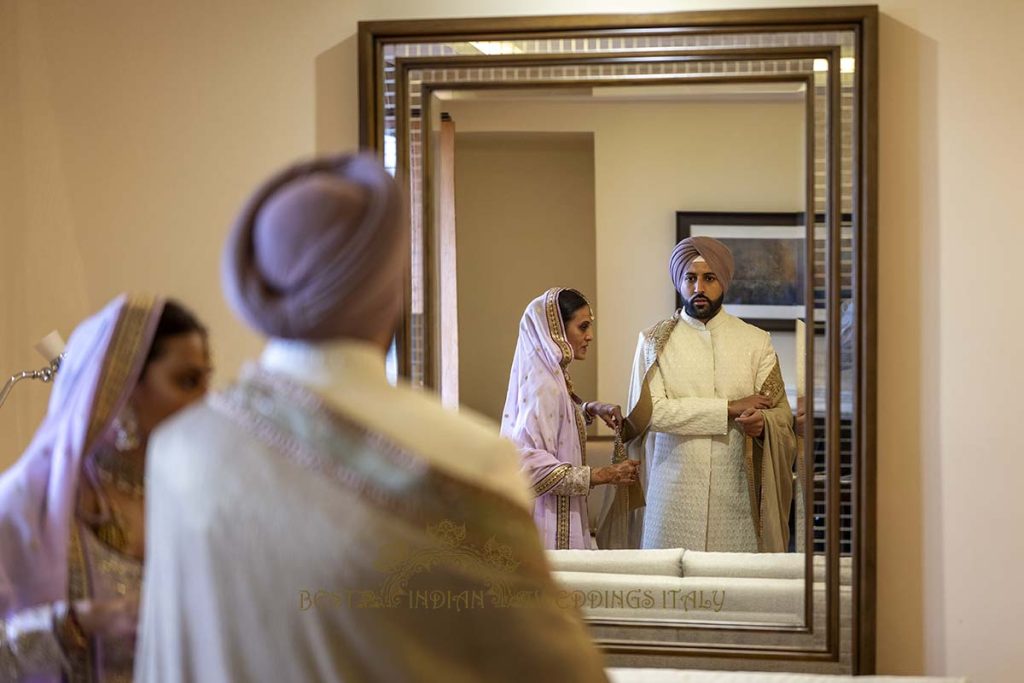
727, 394, 772, 418
734, 408, 765, 438
586, 402, 623, 431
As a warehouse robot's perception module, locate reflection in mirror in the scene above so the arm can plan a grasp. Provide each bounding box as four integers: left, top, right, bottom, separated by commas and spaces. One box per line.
363, 9, 876, 670
432, 82, 813, 625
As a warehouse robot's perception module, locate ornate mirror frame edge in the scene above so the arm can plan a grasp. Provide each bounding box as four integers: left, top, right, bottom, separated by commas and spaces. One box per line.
357, 5, 878, 674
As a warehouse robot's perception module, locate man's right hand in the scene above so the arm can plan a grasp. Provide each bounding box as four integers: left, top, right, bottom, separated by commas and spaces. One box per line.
728, 394, 772, 418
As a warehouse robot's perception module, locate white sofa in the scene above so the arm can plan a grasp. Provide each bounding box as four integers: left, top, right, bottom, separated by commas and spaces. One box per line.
578, 448, 963, 681
548, 549, 850, 624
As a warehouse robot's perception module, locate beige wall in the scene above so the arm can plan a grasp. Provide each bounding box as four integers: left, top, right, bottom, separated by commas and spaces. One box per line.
444, 97, 804, 412
454, 132, 597, 422
2, 1, 1023, 680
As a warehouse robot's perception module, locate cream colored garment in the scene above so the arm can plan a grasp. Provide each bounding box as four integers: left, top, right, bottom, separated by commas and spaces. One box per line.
258, 339, 531, 509
643, 311, 779, 551
135, 342, 571, 683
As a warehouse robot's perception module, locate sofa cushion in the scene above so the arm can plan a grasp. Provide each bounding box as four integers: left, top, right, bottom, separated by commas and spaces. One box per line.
551, 571, 804, 623
681, 552, 804, 580
547, 548, 683, 576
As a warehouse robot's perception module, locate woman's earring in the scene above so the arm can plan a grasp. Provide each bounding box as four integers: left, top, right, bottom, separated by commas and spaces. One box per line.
113, 406, 140, 451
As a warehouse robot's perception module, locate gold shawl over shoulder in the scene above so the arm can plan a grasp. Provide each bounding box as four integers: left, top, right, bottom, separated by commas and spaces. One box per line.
746, 360, 797, 552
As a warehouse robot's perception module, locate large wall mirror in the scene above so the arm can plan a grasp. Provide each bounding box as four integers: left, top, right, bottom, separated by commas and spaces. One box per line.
359, 5, 876, 675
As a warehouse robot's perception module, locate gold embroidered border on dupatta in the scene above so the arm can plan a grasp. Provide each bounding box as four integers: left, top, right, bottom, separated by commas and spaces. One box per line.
542, 288, 588, 550
573, 406, 587, 467
543, 288, 574, 370
65, 525, 93, 683
211, 368, 609, 681
555, 495, 571, 550
211, 368, 543, 550
83, 295, 159, 449
66, 294, 158, 683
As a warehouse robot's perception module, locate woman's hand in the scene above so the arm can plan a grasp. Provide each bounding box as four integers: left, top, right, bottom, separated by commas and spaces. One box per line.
72, 597, 138, 641
586, 402, 623, 430
591, 460, 640, 486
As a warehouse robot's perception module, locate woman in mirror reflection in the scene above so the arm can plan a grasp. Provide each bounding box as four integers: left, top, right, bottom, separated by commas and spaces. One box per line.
0, 296, 211, 681
501, 288, 640, 550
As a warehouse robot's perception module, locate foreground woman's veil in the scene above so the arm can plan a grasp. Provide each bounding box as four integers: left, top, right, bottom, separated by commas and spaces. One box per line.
0, 295, 162, 617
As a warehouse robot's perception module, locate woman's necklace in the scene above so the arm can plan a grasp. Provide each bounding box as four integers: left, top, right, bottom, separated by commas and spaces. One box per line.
92, 447, 145, 497
90, 447, 145, 554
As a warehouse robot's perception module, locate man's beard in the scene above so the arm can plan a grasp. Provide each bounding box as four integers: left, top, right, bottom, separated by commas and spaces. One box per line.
683, 293, 724, 321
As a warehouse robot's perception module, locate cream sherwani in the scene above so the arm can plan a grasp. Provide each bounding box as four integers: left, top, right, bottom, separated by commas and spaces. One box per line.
136, 340, 607, 682
642, 310, 784, 551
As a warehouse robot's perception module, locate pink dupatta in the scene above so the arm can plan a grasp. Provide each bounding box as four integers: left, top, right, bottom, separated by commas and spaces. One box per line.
500, 289, 591, 549
0, 295, 161, 657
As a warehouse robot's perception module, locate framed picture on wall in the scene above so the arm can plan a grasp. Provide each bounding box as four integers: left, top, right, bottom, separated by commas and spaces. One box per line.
675, 211, 807, 332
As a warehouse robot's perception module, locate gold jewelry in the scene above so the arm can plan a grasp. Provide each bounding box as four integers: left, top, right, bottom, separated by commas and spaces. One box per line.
90, 447, 143, 553
612, 428, 627, 463
578, 400, 595, 426
113, 406, 140, 452
92, 448, 145, 497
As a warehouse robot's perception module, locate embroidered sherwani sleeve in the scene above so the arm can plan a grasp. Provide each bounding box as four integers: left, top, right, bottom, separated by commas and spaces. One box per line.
0, 603, 69, 680
649, 364, 729, 436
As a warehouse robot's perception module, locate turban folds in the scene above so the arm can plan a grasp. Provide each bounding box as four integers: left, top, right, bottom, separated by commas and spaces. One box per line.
222, 153, 408, 342
669, 236, 735, 295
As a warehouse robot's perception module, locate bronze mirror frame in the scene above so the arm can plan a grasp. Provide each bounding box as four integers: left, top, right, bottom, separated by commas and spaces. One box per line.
358, 5, 877, 674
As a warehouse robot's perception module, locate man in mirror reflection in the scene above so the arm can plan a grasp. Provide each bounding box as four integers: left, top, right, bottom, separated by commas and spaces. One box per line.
620, 236, 796, 553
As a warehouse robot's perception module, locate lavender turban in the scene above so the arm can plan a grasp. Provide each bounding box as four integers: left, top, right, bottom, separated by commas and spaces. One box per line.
669, 236, 735, 295
223, 153, 408, 342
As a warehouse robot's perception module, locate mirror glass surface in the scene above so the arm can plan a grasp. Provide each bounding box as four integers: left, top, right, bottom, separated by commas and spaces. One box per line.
361, 11, 873, 672
435, 82, 811, 626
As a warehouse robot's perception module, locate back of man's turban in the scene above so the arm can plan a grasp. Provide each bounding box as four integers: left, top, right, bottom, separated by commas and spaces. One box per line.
222, 153, 408, 342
